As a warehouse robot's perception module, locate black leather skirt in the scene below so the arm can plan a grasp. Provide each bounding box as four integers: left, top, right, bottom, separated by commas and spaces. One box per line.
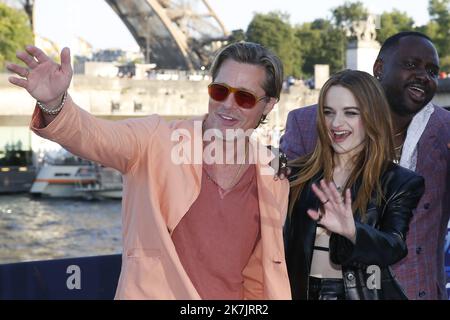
308, 276, 346, 300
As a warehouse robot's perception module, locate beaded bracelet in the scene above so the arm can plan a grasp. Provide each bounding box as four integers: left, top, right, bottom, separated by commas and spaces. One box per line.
36, 91, 67, 115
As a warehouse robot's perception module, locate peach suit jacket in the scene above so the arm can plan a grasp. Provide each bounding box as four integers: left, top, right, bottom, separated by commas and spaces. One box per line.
30, 96, 292, 300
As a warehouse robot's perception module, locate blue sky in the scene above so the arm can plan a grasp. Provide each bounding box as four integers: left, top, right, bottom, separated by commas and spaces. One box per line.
34, 0, 431, 52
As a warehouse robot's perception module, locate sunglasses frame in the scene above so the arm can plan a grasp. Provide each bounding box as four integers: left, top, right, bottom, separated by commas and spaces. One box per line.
208, 82, 268, 109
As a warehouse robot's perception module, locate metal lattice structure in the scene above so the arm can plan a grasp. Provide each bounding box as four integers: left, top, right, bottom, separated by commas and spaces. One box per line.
105, 0, 229, 70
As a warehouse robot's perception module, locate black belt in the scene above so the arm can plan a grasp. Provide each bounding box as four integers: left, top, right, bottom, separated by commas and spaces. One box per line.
308, 276, 345, 300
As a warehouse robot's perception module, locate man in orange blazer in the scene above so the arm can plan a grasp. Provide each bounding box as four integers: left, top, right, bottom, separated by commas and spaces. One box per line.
7, 42, 291, 300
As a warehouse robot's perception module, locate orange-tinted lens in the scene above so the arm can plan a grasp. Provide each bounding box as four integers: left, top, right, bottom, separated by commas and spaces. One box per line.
208, 83, 258, 108
208, 83, 230, 101
234, 90, 257, 108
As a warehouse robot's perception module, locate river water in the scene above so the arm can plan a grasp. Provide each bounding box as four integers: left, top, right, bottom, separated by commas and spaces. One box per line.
0, 194, 122, 264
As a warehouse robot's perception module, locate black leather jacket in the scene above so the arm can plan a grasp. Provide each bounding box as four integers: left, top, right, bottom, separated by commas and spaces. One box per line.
284, 163, 425, 300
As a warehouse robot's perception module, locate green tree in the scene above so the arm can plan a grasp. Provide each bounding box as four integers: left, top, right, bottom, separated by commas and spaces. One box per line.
294, 23, 322, 77
295, 19, 346, 77
331, 1, 368, 30
0, 3, 34, 70
328, 2, 369, 73
246, 12, 302, 78
321, 25, 347, 73
440, 55, 450, 72
428, 0, 450, 57
228, 29, 246, 43
377, 10, 415, 43
415, 20, 439, 40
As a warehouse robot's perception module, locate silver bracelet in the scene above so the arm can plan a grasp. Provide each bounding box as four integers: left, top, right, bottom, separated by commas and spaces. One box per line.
36, 91, 67, 115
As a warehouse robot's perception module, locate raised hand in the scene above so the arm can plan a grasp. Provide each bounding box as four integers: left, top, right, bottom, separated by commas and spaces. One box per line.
307, 179, 356, 243
7, 46, 73, 107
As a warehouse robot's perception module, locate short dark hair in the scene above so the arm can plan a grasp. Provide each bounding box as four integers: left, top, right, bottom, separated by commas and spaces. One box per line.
377, 31, 433, 59
210, 42, 284, 100
209, 41, 284, 125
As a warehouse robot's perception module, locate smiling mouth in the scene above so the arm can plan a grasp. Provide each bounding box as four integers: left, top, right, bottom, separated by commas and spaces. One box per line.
218, 113, 239, 123
331, 130, 352, 142
407, 85, 426, 102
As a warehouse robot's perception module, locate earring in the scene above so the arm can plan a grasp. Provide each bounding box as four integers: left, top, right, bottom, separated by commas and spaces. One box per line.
376, 74, 382, 80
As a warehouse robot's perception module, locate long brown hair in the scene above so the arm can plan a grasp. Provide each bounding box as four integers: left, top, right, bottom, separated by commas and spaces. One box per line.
288, 70, 396, 219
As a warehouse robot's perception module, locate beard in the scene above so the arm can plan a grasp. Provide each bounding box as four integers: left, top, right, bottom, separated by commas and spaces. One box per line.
384, 86, 429, 117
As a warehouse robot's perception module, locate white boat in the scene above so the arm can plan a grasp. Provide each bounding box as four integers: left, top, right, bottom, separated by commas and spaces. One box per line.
30, 155, 122, 199
74, 167, 123, 200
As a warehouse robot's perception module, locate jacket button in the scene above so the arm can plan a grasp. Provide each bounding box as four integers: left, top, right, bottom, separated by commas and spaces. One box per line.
416, 247, 422, 254
418, 291, 426, 298
423, 203, 430, 210
346, 272, 355, 281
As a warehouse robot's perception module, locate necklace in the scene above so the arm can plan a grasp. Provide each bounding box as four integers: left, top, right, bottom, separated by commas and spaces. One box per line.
332, 172, 349, 194
203, 144, 249, 191
394, 142, 404, 163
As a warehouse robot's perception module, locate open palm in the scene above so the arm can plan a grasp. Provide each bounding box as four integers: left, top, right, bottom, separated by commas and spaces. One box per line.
307, 179, 356, 242
7, 46, 72, 106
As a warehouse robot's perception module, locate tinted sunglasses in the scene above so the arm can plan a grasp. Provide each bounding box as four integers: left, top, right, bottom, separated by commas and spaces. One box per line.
208, 82, 268, 109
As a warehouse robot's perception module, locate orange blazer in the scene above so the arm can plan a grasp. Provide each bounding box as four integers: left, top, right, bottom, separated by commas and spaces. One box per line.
30, 95, 291, 300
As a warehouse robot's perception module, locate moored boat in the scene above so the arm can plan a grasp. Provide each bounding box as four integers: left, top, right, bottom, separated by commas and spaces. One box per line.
0, 149, 36, 193
30, 153, 122, 199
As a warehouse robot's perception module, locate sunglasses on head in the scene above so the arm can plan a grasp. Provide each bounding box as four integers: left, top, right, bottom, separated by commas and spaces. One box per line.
208, 82, 268, 109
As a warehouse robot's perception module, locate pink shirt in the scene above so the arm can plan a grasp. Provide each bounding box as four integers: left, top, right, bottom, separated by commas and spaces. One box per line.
30, 97, 291, 299
172, 165, 260, 299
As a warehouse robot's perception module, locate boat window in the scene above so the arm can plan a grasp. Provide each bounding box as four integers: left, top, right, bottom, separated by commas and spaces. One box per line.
54, 173, 71, 177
